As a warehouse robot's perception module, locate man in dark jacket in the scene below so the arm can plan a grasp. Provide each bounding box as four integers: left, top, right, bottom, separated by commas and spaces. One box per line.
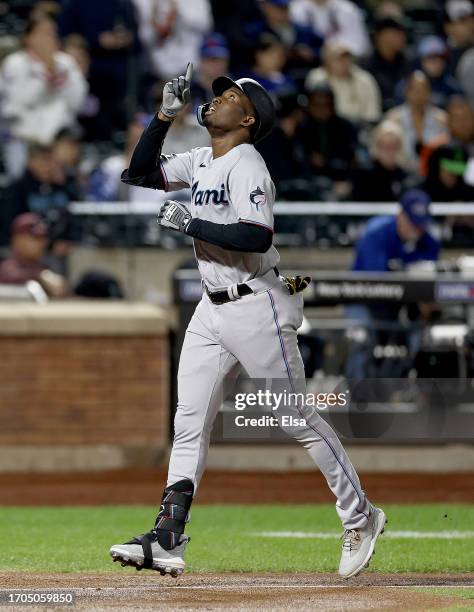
2, 144, 80, 248
295, 82, 357, 198
362, 16, 412, 111
59, 0, 140, 136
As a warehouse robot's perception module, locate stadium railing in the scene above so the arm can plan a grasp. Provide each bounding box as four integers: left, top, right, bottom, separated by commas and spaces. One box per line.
69, 201, 474, 248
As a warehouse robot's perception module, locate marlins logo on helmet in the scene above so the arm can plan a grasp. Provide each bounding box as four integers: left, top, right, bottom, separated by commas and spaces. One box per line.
250, 186, 266, 210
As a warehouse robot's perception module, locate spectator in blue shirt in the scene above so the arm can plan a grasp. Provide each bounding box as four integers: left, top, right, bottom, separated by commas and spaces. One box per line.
346, 189, 441, 379
353, 190, 440, 273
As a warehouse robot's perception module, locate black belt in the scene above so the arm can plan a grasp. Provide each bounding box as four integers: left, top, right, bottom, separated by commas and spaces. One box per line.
205, 267, 279, 305
205, 282, 253, 305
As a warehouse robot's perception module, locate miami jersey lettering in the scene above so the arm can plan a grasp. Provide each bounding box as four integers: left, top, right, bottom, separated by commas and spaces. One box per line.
160, 144, 279, 289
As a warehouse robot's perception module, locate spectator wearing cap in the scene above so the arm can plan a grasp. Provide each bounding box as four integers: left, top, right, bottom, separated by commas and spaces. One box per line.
444, 0, 474, 72
2, 144, 80, 251
346, 189, 440, 379
352, 120, 409, 202
192, 33, 231, 112
395, 37, 463, 109
0, 213, 66, 297
362, 16, 412, 112
132, 0, 212, 79
1, 13, 88, 178
386, 71, 448, 172
244, 33, 296, 96
290, 0, 370, 57
305, 40, 382, 124
295, 82, 357, 199
353, 189, 440, 273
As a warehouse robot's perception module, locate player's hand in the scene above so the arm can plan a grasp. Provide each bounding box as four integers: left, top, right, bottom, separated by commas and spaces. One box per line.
160, 63, 193, 119
284, 275, 312, 295
158, 200, 192, 233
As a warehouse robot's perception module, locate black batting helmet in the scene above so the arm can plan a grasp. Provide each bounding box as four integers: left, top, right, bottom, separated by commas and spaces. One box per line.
196, 76, 276, 143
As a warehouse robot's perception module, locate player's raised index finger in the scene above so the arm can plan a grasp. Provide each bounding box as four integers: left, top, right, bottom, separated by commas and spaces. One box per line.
185, 62, 193, 84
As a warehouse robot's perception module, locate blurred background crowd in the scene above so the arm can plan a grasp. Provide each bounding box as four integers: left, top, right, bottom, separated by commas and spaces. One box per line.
1, 1, 474, 204
0, 0, 473, 296
0, 0, 472, 381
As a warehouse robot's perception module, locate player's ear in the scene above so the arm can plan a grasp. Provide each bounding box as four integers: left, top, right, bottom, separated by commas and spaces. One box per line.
240, 115, 256, 129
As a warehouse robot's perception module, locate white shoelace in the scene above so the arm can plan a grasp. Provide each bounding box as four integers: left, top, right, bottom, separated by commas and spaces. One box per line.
341, 529, 361, 552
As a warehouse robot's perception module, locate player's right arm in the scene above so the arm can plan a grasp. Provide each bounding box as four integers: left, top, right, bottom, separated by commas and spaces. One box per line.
122, 63, 193, 191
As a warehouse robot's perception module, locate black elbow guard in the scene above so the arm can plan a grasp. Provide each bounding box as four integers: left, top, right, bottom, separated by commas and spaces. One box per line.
121, 168, 165, 190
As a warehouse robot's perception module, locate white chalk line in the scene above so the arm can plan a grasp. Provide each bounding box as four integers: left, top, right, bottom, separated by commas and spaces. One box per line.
0, 586, 473, 592
252, 530, 474, 540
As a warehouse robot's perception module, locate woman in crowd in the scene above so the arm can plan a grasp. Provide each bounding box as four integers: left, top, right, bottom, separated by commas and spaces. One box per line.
385, 71, 447, 172
352, 120, 409, 201
1, 13, 87, 178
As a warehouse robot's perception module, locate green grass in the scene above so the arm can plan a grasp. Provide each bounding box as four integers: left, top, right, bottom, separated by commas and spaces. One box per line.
1, 504, 473, 574
415, 588, 474, 611
416, 588, 474, 601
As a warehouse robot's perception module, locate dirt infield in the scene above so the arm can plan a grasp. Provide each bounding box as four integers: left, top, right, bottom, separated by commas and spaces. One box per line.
1, 469, 473, 505
1, 571, 473, 610
1, 470, 473, 609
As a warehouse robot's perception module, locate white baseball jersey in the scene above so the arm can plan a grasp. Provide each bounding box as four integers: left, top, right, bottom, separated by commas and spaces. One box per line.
160, 143, 280, 289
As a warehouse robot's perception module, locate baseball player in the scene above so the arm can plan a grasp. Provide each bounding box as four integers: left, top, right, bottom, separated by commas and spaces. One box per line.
110, 64, 386, 578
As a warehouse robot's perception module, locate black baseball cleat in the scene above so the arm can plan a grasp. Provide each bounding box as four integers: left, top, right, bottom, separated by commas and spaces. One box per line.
110, 530, 190, 577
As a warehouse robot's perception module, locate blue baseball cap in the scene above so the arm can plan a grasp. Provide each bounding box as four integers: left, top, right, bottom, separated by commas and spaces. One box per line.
263, 0, 291, 7
400, 189, 432, 227
201, 33, 230, 59
418, 36, 448, 58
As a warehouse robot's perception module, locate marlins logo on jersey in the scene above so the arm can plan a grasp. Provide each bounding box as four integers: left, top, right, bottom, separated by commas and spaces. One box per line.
250, 186, 266, 210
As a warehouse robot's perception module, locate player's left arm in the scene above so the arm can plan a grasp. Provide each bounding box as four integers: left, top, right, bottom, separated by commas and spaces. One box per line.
157, 200, 272, 253
186, 218, 272, 253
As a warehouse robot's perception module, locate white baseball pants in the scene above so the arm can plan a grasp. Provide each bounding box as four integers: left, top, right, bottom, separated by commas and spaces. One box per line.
166, 280, 369, 529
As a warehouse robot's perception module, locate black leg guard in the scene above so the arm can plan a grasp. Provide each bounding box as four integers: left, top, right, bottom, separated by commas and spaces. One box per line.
154, 479, 194, 550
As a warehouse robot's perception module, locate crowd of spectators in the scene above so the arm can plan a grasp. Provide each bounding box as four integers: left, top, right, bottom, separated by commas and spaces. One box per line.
0, 0, 474, 256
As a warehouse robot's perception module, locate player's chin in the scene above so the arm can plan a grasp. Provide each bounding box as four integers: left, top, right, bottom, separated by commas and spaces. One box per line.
202, 113, 215, 127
